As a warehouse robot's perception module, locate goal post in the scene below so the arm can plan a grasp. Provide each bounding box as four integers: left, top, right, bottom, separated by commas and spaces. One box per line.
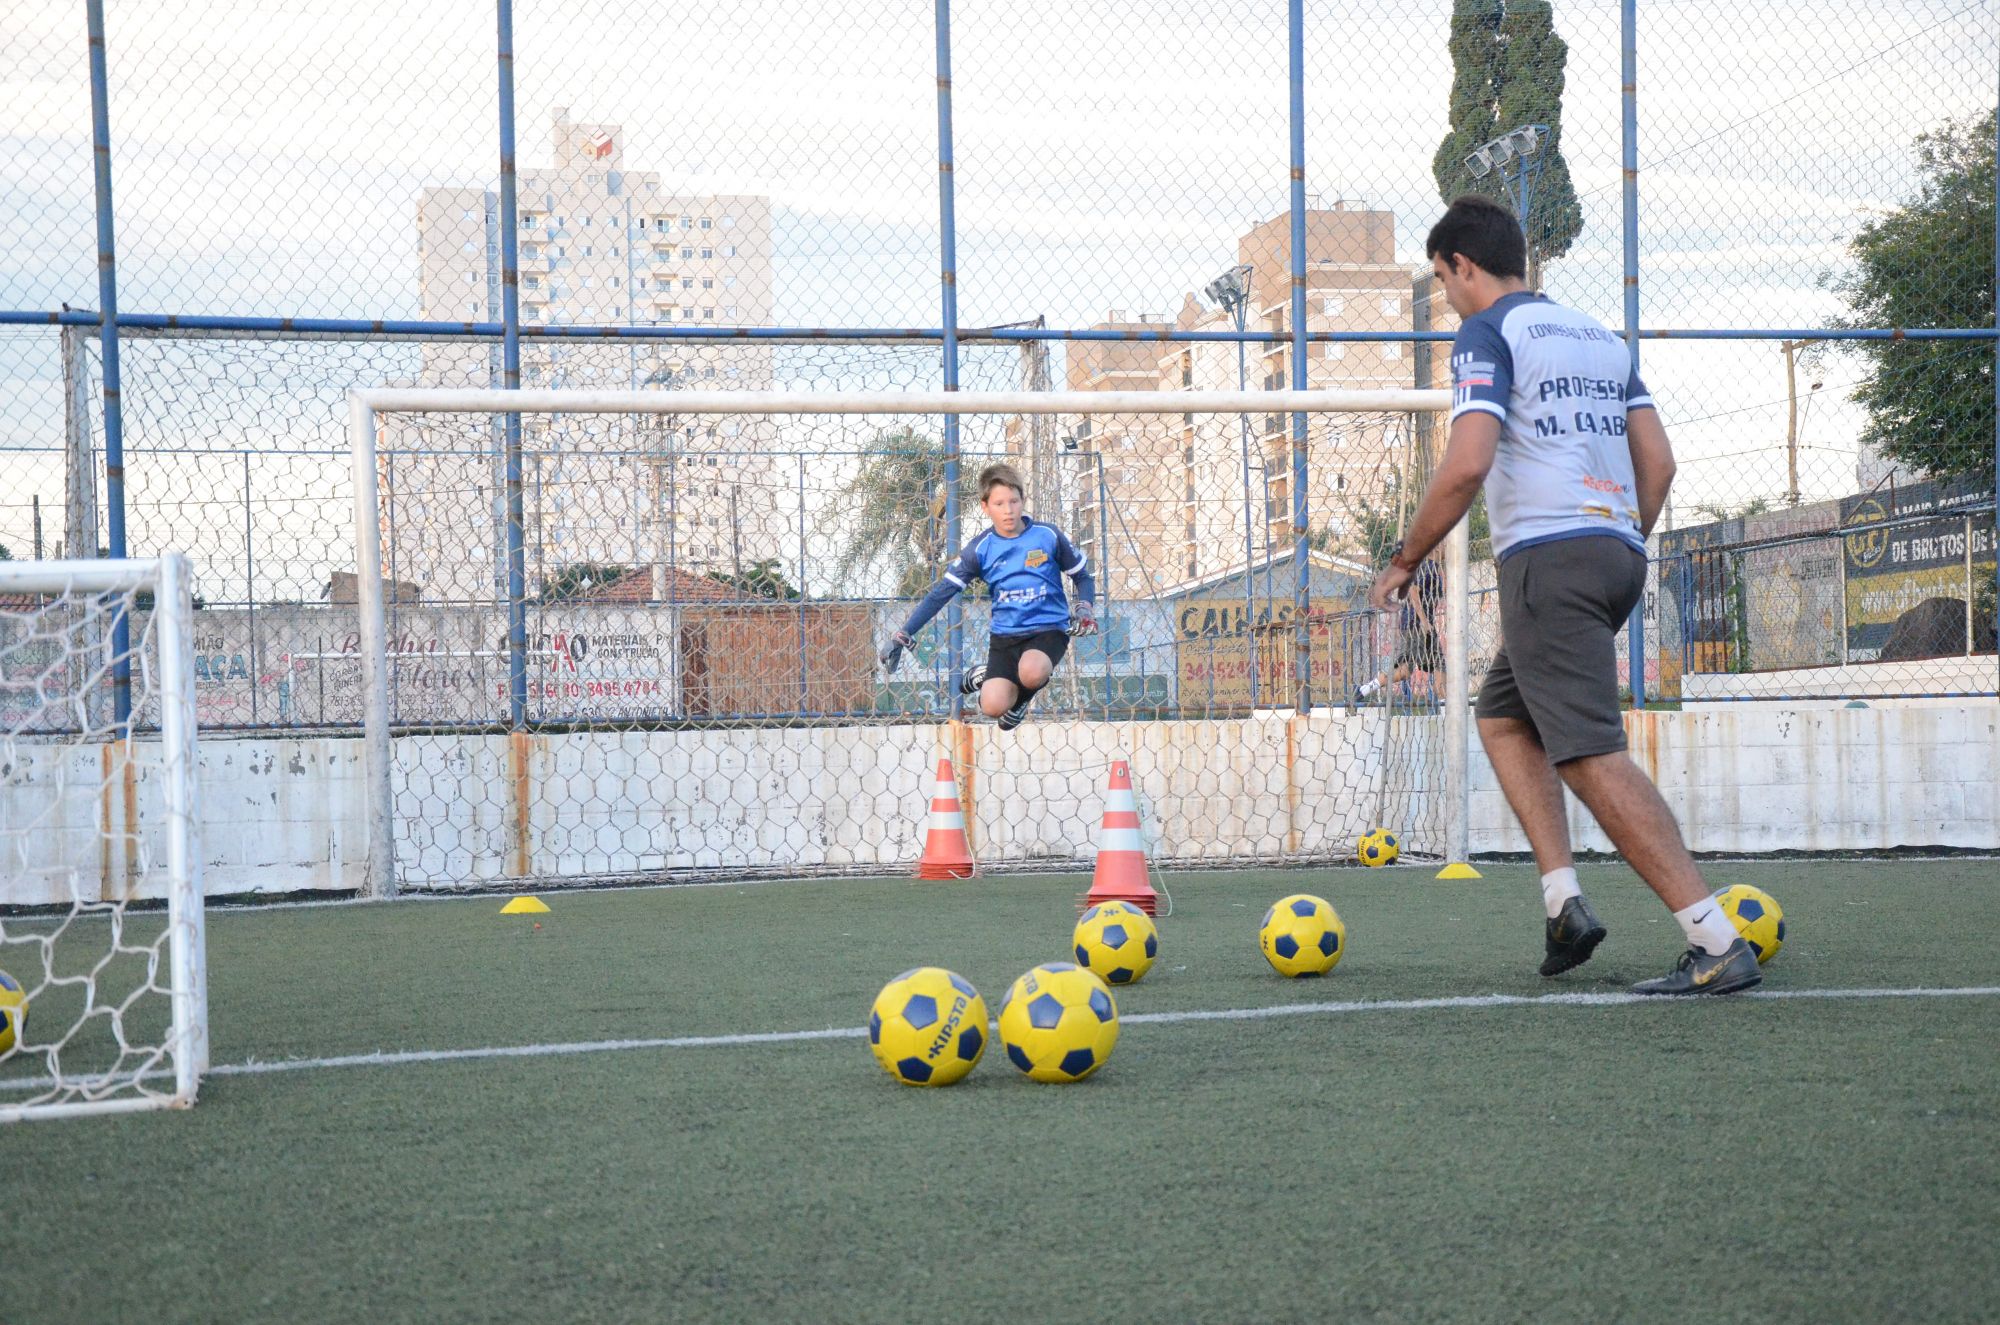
0, 555, 207, 1122
347, 387, 1468, 893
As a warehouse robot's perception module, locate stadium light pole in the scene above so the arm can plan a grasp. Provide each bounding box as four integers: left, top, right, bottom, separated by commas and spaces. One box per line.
1465, 124, 1550, 271
1205, 262, 1260, 708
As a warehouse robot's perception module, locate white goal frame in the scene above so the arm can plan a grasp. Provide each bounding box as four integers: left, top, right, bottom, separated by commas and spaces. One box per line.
347, 388, 1467, 896
0, 555, 207, 1122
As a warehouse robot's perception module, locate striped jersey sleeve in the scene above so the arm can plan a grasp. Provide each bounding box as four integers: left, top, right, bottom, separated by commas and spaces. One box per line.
1449, 315, 1512, 422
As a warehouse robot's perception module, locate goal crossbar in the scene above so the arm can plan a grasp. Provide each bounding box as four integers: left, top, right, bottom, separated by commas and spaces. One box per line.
351, 387, 1451, 416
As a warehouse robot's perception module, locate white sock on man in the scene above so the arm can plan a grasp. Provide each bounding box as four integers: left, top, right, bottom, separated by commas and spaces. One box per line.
1673, 896, 1740, 956
1358, 679, 1381, 697
1539, 866, 1581, 919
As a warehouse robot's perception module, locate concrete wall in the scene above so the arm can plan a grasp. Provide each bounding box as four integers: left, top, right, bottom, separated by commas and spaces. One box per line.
5, 705, 1991, 903
1469, 705, 2000, 856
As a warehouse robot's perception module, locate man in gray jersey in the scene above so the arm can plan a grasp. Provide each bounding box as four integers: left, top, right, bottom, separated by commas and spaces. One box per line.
1370, 195, 1760, 996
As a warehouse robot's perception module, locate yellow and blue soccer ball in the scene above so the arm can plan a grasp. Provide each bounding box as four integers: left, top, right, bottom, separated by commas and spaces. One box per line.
868, 967, 988, 1087
1072, 901, 1158, 986
1358, 828, 1400, 867
1716, 884, 1786, 964
0, 970, 24, 1055
997, 962, 1119, 1083
1259, 894, 1347, 978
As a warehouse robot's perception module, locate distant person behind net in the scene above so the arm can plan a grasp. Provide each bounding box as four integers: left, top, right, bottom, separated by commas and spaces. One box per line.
878, 462, 1097, 731
1370, 193, 1762, 996
1354, 545, 1443, 708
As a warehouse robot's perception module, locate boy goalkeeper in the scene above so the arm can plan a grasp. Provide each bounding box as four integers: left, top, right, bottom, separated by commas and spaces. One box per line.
879, 462, 1097, 730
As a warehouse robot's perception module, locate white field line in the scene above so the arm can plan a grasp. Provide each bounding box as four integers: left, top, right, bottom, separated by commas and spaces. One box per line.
3, 984, 1996, 1096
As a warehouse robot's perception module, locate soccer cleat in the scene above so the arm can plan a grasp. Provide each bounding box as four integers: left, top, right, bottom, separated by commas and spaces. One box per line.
959, 663, 987, 696
1631, 938, 1763, 996
996, 698, 1032, 731
1539, 895, 1607, 977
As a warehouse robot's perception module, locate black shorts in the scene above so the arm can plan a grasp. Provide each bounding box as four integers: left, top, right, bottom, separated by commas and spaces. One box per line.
1395, 628, 1443, 671
1475, 535, 1646, 765
984, 629, 1070, 687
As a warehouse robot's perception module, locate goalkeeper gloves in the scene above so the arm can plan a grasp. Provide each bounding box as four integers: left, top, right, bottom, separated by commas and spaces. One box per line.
878, 629, 916, 674
1069, 601, 1099, 636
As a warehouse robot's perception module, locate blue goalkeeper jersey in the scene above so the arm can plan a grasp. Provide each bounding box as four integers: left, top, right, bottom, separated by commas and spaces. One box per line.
901, 517, 1095, 637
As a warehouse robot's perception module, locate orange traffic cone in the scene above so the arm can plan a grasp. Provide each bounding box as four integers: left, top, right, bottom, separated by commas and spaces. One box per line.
1083, 759, 1158, 915
915, 757, 976, 880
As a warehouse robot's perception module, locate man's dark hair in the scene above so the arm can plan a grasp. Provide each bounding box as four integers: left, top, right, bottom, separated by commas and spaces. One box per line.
1425, 195, 1527, 280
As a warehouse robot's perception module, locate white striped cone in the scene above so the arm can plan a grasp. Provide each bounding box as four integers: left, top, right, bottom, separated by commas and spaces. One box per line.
916, 757, 975, 880
1085, 759, 1158, 914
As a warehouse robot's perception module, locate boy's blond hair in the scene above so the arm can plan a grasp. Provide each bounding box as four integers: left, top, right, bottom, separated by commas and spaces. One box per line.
977, 463, 1025, 502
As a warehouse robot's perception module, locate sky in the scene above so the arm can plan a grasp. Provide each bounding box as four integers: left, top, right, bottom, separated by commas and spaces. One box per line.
0, 0, 1993, 589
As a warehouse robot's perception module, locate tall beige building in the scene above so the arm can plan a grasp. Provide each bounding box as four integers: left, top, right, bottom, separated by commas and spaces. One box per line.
1057, 204, 1448, 600
401, 109, 781, 602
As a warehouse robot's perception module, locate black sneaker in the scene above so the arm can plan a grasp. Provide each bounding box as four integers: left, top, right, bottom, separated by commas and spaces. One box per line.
996, 698, 1032, 731
960, 663, 987, 696
1631, 938, 1763, 996
1539, 895, 1607, 977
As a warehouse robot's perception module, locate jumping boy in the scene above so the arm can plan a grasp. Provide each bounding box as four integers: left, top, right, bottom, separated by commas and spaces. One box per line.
878, 462, 1096, 730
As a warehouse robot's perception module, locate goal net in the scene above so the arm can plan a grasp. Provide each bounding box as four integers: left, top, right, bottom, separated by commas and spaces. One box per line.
0, 556, 207, 1122
348, 388, 1471, 895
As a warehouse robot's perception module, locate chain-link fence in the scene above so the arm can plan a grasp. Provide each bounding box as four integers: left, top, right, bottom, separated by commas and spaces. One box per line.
0, 2, 1995, 887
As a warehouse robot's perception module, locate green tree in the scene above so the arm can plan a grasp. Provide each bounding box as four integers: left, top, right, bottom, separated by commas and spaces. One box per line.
538, 562, 629, 603
1431, 0, 1584, 284
1836, 109, 1996, 479
707, 558, 800, 601
829, 429, 979, 598
1690, 497, 1772, 524
1324, 467, 1490, 566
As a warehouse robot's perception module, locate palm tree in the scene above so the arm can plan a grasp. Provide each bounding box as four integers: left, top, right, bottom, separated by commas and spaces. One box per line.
829, 428, 978, 598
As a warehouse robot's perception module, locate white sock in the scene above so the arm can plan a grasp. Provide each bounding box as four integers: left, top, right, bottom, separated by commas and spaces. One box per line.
1540, 867, 1581, 919
1673, 896, 1740, 956
1358, 679, 1381, 696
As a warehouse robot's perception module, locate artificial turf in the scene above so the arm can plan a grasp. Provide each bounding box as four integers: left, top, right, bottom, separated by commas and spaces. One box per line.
3, 859, 1997, 1323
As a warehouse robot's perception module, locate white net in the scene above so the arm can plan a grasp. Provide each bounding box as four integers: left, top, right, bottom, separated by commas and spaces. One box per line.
356, 391, 1470, 894
0, 557, 206, 1122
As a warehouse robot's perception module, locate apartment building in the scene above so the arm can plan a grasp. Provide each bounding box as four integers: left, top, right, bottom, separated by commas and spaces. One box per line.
401, 109, 782, 601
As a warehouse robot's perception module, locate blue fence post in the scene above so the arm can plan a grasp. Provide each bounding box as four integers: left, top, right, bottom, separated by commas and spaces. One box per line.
1620, 0, 1647, 707
85, 0, 130, 726
1288, 0, 1311, 714
934, 0, 963, 713
497, 0, 528, 730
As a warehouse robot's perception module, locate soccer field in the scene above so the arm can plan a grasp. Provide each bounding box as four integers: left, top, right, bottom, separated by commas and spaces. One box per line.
4, 859, 1998, 1324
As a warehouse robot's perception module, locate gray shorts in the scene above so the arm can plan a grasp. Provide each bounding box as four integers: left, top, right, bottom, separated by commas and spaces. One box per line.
1475, 534, 1646, 765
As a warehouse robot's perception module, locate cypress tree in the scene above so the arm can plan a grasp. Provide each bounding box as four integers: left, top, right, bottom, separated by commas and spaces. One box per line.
1431, 0, 1584, 285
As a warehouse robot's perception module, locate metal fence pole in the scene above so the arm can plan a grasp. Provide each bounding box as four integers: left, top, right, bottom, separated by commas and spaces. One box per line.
498, 0, 528, 730
935, 0, 964, 710
243, 450, 257, 724
85, 0, 130, 726
1237, 318, 1259, 708
1992, 83, 1998, 694
1620, 0, 1647, 707
1287, 0, 1311, 714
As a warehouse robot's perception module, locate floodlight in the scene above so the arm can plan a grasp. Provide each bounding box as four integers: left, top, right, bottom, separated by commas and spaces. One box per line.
1465, 146, 1493, 178
1203, 263, 1253, 313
